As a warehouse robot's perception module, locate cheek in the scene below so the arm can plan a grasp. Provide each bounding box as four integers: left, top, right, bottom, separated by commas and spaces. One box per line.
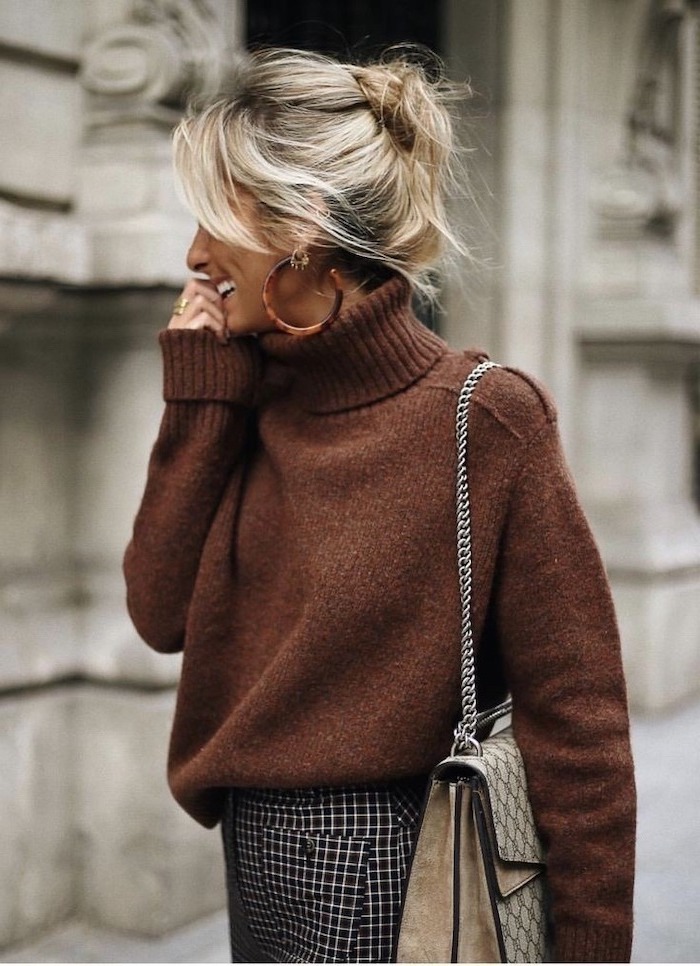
239, 251, 276, 288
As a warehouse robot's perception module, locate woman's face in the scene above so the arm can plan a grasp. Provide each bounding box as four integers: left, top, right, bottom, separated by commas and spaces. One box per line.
186, 226, 285, 336
186, 226, 341, 338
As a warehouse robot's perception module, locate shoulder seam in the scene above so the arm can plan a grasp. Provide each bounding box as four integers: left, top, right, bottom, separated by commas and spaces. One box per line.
424, 368, 556, 442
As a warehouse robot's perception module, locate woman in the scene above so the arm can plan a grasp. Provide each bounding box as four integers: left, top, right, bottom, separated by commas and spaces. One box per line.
124, 48, 636, 963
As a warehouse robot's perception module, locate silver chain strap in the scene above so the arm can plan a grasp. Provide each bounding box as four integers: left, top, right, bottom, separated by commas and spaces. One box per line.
452, 361, 501, 754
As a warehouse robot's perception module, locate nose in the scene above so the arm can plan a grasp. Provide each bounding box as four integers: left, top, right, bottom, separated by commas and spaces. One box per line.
187, 227, 210, 273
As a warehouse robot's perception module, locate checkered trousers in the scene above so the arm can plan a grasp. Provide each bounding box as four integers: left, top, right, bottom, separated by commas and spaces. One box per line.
221, 780, 426, 963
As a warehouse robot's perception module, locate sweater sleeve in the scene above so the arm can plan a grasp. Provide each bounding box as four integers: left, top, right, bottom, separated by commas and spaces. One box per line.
494, 418, 636, 963
123, 329, 262, 654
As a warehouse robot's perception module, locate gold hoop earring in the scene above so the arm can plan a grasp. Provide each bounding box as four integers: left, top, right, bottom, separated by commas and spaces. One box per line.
262, 255, 343, 337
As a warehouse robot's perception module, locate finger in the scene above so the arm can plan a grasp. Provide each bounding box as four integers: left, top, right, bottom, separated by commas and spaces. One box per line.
184, 278, 222, 304
188, 292, 226, 324
168, 293, 227, 331
169, 280, 222, 323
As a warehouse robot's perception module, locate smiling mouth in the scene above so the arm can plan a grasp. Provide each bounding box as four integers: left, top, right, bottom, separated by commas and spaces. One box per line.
216, 281, 236, 299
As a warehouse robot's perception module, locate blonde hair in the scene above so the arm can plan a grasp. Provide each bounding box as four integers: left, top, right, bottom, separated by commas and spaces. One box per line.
173, 47, 471, 296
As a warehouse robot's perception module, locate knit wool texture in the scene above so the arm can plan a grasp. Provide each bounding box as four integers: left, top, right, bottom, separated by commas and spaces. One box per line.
124, 277, 636, 963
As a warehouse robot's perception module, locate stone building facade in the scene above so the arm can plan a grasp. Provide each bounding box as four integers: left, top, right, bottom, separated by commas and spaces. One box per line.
1, 0, 699, 954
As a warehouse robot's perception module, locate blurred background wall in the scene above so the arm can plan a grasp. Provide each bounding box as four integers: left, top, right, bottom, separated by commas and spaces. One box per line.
1, 0, 699, 958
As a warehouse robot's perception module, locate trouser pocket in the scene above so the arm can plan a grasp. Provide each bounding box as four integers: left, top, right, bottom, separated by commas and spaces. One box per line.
262, 826, 370, 962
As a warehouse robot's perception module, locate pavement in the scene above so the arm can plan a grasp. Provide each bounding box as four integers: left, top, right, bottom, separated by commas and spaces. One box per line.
1, 700, 699, 964
628, 698, 700, 963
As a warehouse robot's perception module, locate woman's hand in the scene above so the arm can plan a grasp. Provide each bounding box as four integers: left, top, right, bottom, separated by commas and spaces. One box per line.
168, 278, 229, 344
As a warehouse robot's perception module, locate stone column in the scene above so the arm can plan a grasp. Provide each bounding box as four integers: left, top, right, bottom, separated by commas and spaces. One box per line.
443, 0, 588, 448
443, 0, 700, 712
71, 0, 239, 937
577, 0, 700, 710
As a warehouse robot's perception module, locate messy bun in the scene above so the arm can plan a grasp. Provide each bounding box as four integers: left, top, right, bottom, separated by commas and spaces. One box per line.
173, 47, 471, 296
351, 60, 449, 152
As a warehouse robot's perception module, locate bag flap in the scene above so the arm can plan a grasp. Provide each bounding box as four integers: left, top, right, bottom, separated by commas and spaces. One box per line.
478, 731, 547, 896
435, 730, 546, 896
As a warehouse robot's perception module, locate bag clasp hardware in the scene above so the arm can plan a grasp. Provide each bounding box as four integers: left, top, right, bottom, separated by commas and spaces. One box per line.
451, 735, 483, 758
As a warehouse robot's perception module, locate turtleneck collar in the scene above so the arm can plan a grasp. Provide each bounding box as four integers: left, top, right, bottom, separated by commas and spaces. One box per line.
257, 275, 447, 414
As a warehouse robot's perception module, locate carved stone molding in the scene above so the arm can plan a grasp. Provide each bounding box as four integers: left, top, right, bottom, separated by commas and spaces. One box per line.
592, 0, 697, 242
590, 162, 660, 241
80, 0, 227, 126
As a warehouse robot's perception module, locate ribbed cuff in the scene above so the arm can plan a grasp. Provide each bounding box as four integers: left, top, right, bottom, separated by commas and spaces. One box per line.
159, 329, 261, 404
555, 923, 633, 963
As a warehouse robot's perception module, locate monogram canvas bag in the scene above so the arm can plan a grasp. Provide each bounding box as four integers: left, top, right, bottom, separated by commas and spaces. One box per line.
395, 362, 552, 964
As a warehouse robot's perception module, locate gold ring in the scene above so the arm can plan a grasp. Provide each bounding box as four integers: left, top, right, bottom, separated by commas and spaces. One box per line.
172, 297, 190, 316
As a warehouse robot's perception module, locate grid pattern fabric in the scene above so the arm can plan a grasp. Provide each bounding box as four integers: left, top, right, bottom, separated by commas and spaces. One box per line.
223, 781, 425, 963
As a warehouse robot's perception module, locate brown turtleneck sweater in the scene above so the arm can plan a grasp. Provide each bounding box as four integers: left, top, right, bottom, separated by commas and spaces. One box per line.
124, 277, 635, 962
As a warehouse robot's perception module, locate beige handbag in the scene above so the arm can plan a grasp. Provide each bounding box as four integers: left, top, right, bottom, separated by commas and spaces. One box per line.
395, 362, 551, 964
